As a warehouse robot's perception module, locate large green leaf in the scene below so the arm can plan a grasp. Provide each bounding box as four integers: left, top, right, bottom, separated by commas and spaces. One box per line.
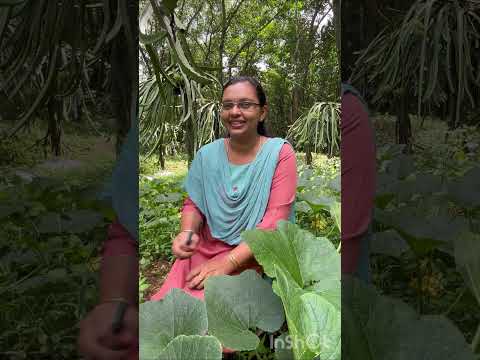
295, 201, 312, 214
342, 276, 475, 359
385, 154, 415, 180
204, 270, 285, 351
139, 289, 208, 359
298, 191, 335, 212
373, 207, 468, 255
329, 201, 341, 232
274, 332, 295, 360
448, 167, 480, 209
243, 221, 340, 290
454, 231, 480, 305
370, 230, 410, 257
273, 265, 340, 360
243, 222, 341, 360
158, 335, 222, 360
0, 203, 25, 220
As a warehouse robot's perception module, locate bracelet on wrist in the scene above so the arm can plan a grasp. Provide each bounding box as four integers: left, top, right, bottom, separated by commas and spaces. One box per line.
228, 253, 241, 269
101, 297, 131, 305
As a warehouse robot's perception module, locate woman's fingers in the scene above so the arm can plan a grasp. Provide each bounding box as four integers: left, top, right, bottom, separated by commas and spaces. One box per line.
186, 267, 201, 282
186, 270, 204, 289
181, 233, 200, 252
197, 278, 206, 289
83, 340, 130, 360
172, 233, 200, 259
175, 247, 194, 259
78, 326, 130, 360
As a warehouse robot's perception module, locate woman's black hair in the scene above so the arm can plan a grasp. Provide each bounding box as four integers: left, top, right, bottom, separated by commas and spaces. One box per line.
222, 76, 270, 136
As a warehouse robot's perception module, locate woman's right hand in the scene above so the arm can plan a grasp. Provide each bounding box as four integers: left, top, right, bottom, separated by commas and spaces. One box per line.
78, 302, 138, 360
172, 231, 200, 259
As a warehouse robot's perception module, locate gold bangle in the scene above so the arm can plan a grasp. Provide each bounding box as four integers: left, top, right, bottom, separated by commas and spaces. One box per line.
101, 297, 131, 305
228, 253, 241, 269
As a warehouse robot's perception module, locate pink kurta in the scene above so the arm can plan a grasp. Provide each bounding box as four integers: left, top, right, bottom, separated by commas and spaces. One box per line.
341, 92, 376, 274
150, 142, 297, 301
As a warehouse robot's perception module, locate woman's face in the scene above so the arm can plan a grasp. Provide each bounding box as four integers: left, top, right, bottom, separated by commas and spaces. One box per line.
220, 82, 267, 139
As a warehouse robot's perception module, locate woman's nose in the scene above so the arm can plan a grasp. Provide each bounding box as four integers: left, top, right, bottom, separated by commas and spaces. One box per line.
230, 105, 242, 115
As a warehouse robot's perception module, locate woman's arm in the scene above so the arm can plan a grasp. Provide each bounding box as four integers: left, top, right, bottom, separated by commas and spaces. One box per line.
180, 197, 204, 233
100, 222, 138, 305
229, 143, 298, 267
341, 92, 376, 274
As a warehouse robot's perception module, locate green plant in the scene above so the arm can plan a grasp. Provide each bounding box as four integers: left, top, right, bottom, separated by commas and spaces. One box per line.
295, 166, 341, 248
370, 141, 480, 353
140, 222, 341, 360
140, 271, 285, 360
352, 0, 480, 127
139, 175, 185, 265
343, 275, 476, 359
0, 175, 112, 357
287, 102, 340, 157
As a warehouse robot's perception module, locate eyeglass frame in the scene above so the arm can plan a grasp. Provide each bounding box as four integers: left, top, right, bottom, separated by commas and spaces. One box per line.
220, 101, 262, 112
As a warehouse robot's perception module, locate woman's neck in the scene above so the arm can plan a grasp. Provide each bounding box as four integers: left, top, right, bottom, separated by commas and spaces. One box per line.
229, 133, 261, 154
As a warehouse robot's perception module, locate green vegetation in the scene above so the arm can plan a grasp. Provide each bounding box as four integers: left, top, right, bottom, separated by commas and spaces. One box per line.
139, 0, 339, 166
367, 115, 480, 357
139, 152, 340, 359
0, 128, 116, 358
140, 223, 340, 360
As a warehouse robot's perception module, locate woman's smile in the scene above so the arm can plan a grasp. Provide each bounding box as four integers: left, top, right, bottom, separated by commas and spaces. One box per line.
229, 120, 246, 129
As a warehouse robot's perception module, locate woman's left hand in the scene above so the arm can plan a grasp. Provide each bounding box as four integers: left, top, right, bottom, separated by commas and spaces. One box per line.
186, 255, 236, 290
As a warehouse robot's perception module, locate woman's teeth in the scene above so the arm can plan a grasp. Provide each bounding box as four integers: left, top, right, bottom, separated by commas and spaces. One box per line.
231, 121, 245, 128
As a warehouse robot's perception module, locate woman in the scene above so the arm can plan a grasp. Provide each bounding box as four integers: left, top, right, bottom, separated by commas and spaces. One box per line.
341, 82, 376, 282
77, 122, 139, 359
151, 76, 297, 300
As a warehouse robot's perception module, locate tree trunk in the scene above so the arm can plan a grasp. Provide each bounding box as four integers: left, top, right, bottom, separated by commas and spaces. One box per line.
158, 123, 166, 170
47, 98, 62, 156
447, 92, 456, 129
305, 143, 313, 167
110, 0, 138, 156
184, 92, 195, 166
214, 0, 227, 140
396, 90, 412, 151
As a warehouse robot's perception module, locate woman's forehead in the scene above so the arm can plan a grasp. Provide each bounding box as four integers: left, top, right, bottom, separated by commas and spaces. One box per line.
223, 82, 257, 100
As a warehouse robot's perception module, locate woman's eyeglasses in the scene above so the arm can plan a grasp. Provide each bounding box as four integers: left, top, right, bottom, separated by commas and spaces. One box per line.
220, 101, 261, 112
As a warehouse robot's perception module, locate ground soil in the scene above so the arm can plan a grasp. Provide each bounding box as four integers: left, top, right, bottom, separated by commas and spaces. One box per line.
143, 258, 172, 299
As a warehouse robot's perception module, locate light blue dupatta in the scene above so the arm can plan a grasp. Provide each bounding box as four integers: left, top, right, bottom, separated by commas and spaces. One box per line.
184, 137, 294, 245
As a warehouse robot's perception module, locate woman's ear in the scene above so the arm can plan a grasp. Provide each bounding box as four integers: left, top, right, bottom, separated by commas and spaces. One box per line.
261, 104, 269, 121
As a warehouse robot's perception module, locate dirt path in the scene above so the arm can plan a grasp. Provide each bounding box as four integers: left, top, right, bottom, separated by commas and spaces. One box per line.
143, 258, 172, 299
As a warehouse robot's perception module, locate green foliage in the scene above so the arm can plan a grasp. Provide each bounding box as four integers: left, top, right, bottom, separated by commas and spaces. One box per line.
243, 222, 341, 360
287, 102, 340, 157
343, 276, 476, 359
0, 176, 111, 357
205, 271, 285, 351
295, 158, 341, 249
0, 0, 131, 153
352, 0, 480, 127
369, 121, 480, 354
140, 271, 284, 359
139, 175, 185, 268
140, 222, 341, 360
139, 0, 339, 155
